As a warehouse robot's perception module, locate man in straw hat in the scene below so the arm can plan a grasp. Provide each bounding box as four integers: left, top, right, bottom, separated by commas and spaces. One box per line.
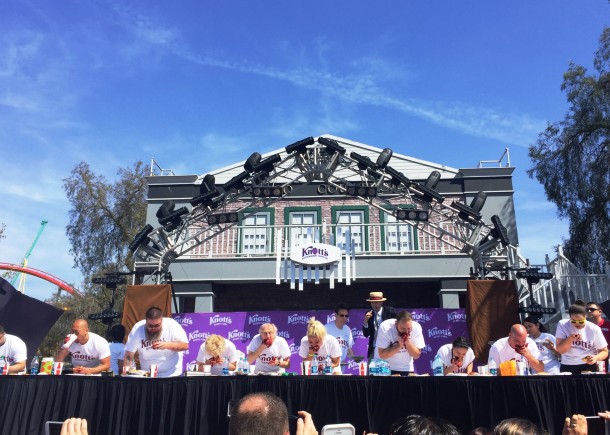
362, 291, 396, 360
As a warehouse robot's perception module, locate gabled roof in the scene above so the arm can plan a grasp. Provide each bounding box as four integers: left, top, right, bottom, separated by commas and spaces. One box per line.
200, 134, 459, 184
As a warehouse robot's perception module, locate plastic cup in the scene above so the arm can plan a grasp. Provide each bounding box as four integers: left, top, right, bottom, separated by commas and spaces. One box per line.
149, 364, 159, 378
301, 361, 311, 376
52, 362, 63, 375
62, 334, 77, 349
597, 361, 606, 373
249, 365, 256, 375
202, 364, 211, 375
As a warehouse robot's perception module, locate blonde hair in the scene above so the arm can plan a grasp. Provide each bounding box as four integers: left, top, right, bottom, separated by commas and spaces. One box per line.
306, 317, 326, 341
204, 334, 226, 357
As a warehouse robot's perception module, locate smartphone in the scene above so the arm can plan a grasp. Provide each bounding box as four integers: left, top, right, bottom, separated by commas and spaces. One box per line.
44, 421, 63, 435
585, 416, 610, 435
227, 399, 238, 417
321, 423, 356, 435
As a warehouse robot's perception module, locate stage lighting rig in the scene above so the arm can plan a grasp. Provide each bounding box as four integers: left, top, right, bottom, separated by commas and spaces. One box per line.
191, 189, 221, 208
350, 152, 376, 171
490, 215, 511, 246
451, 191, 487, 223
92, 274, 127, 288
385, 166, 411, 188
318, 137, 346, 155
157, 202, 189, 232
244, 152, 262, 173
286, 137, 314, 155
519, 302, 557, 315
207, 211, 241, 225
252, 154, 282, 175
251, 185, 283, 197
88, 309, 122, 325
346, 184, 377, 198
128, 224, 154, 253
516, 268, 554, 285
410, 183, 445, 203
395, 209, 429, 222
376, 148, 393, 169
224, 171, 250, 192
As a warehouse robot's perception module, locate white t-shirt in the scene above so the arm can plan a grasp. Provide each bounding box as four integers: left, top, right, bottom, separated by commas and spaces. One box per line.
555, 319, 608, 366
247, 335, 291, 373
488, 336, 541, 368
196, 338, 238, 375
67, 332, 111, 368
0, 334, 27, 365
109, 342, 126, 375
531, 333, 560, 374
125, 317, 188, 377
298, 335, 342, 373
436, 343, 475, 374
375, 319, 425, 372
324, 322, 354, 362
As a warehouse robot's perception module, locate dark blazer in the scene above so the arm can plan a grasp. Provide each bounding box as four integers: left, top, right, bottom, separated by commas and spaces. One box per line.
362, 305, 397, 360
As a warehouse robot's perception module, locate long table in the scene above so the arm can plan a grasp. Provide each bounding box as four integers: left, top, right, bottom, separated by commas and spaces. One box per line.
1, 374, 609, 435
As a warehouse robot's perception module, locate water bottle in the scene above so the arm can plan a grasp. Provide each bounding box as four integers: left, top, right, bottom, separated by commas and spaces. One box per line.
324, 356, 332, 375
0, 356, 5, 375
432, 355, 444, 376
368, 358, 377, 376
311, 354, 318, 375
222, 359, 229, 376
30, 355, 40, 376
488, 360, 497, 376
382, 360, 391, 376
243, 358, 250, 375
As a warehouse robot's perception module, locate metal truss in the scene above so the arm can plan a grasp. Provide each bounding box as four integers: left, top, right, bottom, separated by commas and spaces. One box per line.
132, 136, 514, 280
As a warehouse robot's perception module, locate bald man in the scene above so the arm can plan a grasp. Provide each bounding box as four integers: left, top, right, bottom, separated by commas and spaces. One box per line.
56, 319, 111, 374
228, 392, 318, 435
488, 324, 544, 373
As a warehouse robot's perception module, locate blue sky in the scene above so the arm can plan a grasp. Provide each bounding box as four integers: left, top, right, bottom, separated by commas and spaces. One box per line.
1, 0, 608, 301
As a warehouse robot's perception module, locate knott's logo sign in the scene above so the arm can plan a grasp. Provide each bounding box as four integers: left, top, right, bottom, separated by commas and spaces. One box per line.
290, 243, 341, 266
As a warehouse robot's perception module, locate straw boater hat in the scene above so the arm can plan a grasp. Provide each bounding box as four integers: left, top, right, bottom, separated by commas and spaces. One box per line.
366, 291, 387, 302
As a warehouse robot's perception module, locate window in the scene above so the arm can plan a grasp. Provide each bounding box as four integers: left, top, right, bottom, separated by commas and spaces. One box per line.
332, 206, 368, 253
284, 207, 322, 252
240, 209, 273, 255
381, 211, 416, 252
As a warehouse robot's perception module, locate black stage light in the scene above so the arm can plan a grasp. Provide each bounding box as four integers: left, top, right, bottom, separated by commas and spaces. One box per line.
224, 171, 250, 192
491, 215, 511, 246
318, 137, 346, 155
251, 185, 283, 197
92, 275, 127, 287
376, 148, 393, 169
128, 224, 154, 253
469, 191, 487, 213
425, 171, 441, 189
451, 191, 487, 222
411, 183, 445, 203
191, 189, 220, 207
200, 174, 216, 193
516, 269, 554, 284
207, 211, 241, 225
519, 305, 557, 315
346, 184, 377, 197
158, 206, 189, 230
395, 209, 429, 222
350, 152, 376, 171
285, 137, 314, 154
244, 153, 262, 173
88, 309, 122, 325
385, 166, 411, 187
253, 154, 282, 174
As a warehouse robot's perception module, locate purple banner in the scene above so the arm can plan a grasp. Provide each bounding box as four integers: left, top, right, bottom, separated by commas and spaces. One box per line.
173, 308, 469, 375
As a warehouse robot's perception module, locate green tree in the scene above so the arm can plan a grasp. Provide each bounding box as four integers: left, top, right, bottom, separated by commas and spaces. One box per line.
62, 161, 149, 276
528, 27, 610, 273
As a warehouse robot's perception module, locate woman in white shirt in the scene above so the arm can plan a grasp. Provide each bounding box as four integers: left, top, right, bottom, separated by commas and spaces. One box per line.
523, 316, 560, 374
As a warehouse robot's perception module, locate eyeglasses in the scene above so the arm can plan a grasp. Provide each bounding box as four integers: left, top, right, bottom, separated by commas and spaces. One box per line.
587, 308, 600, 312
337, 314, 349, 318
146, 323, 162, 329
570, 319, 586, 325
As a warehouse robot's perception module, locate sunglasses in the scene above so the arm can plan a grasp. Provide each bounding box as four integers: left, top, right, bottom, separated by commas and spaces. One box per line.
337, 314, 349, 318
570, 319, 586, 325
587, 308, 599, 312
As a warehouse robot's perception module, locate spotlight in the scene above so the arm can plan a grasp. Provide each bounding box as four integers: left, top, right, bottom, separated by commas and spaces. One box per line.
207, 212, 241, 225
244, 152, 262, 173
376, 148, 393, 169
519, 303, 557, 315
411, 183, 444, 203
191, 189, 221, 208
224, 171, 250, 192
516, 269, 554, 284
156, 201, 189, 231
395, 209, 429, 222
469, 191, 487, 213
128, 224, 154, 253
318, 137, 346, 155
253, 154, 282, 174
346, 184, 377, 197
490, 215, 511, 246
425, 171, 441, 189
286, 137, 314, 154
451, 191, 487, 222
200, 174, 216, 193
385, 166, 411, 187
350, 152, 376, 171
251, 185, 283, 197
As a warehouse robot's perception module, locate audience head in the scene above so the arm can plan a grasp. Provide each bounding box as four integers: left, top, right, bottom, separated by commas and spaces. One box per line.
492, 418, 546, 435
470, 428, 492, 435
228, 392, 289, 435
522, 316, 547, 337
389, 414, 461, 435
108, 324, 126, 343
586, 301, 604, 323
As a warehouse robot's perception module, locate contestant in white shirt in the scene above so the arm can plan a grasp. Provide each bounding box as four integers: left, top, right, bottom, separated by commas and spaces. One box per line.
247, 323, 291, 373
196, 334, 238, 375
299, 318, 342, 373
124, 307, 189, 377
56, 319, 111, 374
488, 324, 544, 373
376, 311, 425, 375
436, 337, 475, 375
0, 325, 27, 374
522, 316, 560, 374
324, 303, 355, 362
